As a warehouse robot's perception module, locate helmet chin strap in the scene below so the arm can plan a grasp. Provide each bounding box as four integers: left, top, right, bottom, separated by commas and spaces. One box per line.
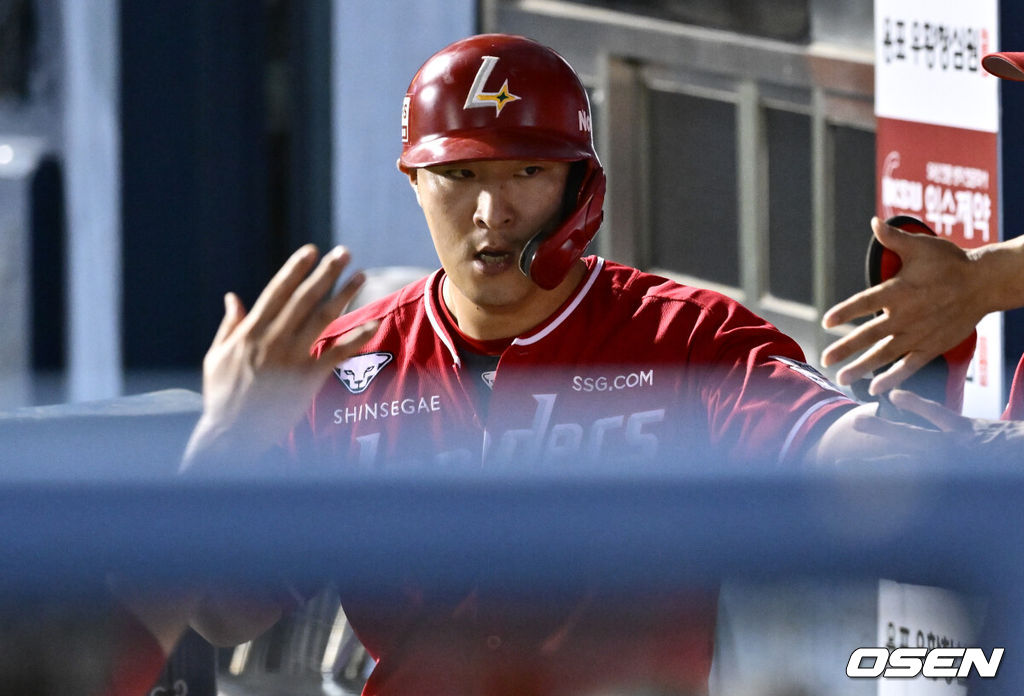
518, 232, 544, 279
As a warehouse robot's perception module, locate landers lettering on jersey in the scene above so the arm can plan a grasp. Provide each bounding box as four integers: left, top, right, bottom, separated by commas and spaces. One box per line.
334, 395, 442, 425
487, 393, 665, 462
334, 352, 393, 394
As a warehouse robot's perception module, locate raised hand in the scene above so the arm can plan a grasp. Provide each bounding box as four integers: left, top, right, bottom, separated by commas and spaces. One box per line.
182, 245, 378, 470
821, 217, 986, 395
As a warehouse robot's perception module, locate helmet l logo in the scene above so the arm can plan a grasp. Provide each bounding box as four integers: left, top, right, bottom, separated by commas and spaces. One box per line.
464, 56, 521, 116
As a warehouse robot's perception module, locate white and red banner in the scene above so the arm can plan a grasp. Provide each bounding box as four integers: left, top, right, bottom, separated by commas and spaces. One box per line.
875, 0, 1003, 418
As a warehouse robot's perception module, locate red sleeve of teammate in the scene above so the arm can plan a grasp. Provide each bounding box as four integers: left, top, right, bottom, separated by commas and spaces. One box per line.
1003, 354, 1024, 421
687, 294, 856, 465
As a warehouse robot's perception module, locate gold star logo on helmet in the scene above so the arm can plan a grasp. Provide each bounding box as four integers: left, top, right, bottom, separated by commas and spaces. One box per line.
464, 57, 522, 116
472, 80, 520, 114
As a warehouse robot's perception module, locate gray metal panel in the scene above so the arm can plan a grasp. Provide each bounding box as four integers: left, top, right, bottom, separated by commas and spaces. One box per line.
61, 0, 123, 402
597, 55, 647, 267
810, 0, 874, 52
488, 0, 872, 95
0, 144, 41, 408
332, 0, 476, 271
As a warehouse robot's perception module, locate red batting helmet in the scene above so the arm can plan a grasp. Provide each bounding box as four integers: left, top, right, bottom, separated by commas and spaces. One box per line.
399, 34, 606, 290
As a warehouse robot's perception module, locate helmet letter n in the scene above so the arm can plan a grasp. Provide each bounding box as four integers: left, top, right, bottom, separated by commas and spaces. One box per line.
578, 110, 591, 133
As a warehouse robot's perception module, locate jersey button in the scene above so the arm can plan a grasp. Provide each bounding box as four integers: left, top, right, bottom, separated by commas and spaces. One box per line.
486, 635, 502, 650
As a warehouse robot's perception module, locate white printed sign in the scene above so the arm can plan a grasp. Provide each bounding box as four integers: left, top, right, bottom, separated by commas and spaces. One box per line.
876, 580, 986, 695
874, 0, 999, 131
875, 0, 1005, 417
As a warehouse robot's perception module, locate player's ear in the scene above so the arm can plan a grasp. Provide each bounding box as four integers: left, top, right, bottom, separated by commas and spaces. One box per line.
400, 163, 421, 206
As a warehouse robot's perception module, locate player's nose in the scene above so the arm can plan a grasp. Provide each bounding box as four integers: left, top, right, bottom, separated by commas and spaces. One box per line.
473, 186, 514, 230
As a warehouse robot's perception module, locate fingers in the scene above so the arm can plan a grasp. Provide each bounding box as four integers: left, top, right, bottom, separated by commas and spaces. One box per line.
318, 269, 368, 328
834, 333, 904, 386
825, 308, 920, 385
867, 352, 934, 395
212, 292, 246, 347
293, 268, 369, 350
822, 309, 894, 369
821, 284, 889, 330
820, 216, 905, 330
849, 408, 946, 447
888, 389, 970, 432
271, 246, 353, 339
870, 216, 908, 252
319, 320, 381, 366
244, 244, 320, 333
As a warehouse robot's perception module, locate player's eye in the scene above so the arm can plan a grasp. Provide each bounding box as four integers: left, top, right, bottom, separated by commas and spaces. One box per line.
519, 165, 544, 177
443, 168, 475, 180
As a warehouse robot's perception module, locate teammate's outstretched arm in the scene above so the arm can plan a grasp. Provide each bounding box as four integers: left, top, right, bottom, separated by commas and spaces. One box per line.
181, 244, 379, 471
854, 389, 1024, 462
821, 217, 1024, 395
804, 401, 949, 465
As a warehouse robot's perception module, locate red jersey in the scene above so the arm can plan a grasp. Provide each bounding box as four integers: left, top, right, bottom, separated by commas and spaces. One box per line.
1003, 353, 1024, 420
300, 257, 853, 471
292, 257, 855, 696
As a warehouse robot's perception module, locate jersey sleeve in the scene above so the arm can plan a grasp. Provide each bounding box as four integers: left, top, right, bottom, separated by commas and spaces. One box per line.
687, 297, 856, 465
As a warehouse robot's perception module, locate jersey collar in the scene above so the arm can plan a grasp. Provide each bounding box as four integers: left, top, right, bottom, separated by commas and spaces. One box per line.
422, 257, 605, 364
423, 269, 461, 367
513, 256, 604, 347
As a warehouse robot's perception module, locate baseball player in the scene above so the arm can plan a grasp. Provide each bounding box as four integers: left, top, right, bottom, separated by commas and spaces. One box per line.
820, 49, 1024, 425
183, 34, 949, 696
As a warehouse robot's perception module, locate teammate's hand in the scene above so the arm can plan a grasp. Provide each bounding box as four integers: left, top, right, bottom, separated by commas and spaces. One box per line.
820, 217, 986, 395
181, 245, 379, 470
809, 401, 950, 466
853, 389, 1024, 464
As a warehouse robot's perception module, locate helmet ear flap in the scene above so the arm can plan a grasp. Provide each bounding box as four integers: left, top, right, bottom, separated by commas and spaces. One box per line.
561, 161, 590, 219
518, 160, 592, 278
519, 159, 605, 290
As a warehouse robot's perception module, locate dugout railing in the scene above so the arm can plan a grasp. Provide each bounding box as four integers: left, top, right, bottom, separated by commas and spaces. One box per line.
1, 390, 1021, 695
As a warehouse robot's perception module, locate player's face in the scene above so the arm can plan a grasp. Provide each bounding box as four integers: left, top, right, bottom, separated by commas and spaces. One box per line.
411, 159, 571, 313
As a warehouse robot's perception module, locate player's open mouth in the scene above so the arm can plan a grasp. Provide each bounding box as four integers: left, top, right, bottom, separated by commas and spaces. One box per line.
473, 247, 517, 275
477, 250, 511, 265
